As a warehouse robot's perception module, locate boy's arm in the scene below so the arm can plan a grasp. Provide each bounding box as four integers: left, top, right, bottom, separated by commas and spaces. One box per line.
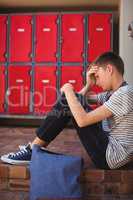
78, 83, 90, 96
61, 84, 112, 128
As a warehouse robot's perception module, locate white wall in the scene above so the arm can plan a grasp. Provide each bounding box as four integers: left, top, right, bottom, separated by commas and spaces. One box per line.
119, 0, 133, 84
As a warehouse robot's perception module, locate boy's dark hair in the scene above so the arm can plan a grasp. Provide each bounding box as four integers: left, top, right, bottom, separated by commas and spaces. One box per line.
93, 52, 124, 76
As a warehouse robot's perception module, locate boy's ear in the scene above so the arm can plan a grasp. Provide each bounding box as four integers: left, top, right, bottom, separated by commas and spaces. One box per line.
106, 64, 113, 74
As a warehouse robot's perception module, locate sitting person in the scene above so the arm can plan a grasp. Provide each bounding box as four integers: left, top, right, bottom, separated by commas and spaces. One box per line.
1, 51, 133, 169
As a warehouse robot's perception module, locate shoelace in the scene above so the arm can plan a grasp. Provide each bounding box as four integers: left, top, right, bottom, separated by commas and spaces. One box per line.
19, 144, 27, 150
19, 142, 31, 150
8, 147, 29, 158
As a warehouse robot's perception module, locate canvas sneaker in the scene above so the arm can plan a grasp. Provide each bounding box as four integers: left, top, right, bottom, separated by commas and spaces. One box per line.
0, 143, 32, 165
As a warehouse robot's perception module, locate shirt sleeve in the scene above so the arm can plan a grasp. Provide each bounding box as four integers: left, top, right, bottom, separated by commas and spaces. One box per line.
97, 92, 108, 104
104, 86, 133, 116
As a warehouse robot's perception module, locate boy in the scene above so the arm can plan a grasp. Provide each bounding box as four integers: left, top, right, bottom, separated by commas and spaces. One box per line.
1, 52, 133, 169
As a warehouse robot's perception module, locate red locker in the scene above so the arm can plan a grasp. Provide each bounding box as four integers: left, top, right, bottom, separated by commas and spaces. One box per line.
61, 14, 84, 62
35, 15, 57, 62
88, 13, 112, 62
10, 15, 32, 62
0, 16, 7, 62
7, 66, 31, 114
34, 66, 57, 114
61, 66, 83, 92
0, 66, 5, 112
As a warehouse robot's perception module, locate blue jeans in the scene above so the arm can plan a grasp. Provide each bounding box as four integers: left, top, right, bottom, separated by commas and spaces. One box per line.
36, 93, 110, 169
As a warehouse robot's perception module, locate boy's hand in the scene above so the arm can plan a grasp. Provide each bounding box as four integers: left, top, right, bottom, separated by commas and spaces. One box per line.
86, 65, 98, 87
60, 83, 74, 94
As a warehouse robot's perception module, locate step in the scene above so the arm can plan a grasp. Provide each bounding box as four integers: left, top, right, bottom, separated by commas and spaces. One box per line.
1, 162, 133, 200
0, 127, 133, 199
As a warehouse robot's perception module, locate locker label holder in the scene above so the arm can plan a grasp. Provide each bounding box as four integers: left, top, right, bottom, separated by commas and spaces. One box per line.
42, 79, 50, 84
17, 28, 25, 32
16, 79, 24, 83
96, 27, 103, 31
43, 28, 51, 32
68, 80, 76, 84
69, 28, 77, 32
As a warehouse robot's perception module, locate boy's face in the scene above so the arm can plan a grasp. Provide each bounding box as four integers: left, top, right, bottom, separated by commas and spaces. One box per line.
94, 65, 112, 91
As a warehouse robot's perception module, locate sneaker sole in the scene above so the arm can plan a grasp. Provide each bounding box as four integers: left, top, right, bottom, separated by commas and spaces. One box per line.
1, 156, 30, 165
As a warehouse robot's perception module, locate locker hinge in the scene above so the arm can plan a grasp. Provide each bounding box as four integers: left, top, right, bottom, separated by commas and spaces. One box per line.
60, 37, 63, 44
82, 71, 86, 77
3, 103, 6, 110
6, 88, 10, 96
55, 52, 59, 58
83, 18, 86, 24
30, 19, 34, 25
29, 70, 33, 76
55, 70, 59, 76
82, 53, 85, 58
6, 19, 9, 25
56, 17, 60, 24
109, 17, 113, 24
4, 52, 8, 58
29, 53, 33, 58
4, 69, 8, 76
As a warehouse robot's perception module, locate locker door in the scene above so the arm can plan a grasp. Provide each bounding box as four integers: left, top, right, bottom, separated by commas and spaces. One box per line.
34, 66, 57, 114
0, 66, 5, 112
7, 66, 31, 114
61, 66, 83, 92
61, 14, 84, 62
0, 16, 7, 62
35, 15, 57, 62
10, 15, 32, 62
88, 13, 112, 62
91, 85, 103, 94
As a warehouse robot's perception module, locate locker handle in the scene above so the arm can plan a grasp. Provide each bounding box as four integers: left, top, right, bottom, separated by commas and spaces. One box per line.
68, 80, 76, 84
16, 79, 24, 83
42, 79, 50, 84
